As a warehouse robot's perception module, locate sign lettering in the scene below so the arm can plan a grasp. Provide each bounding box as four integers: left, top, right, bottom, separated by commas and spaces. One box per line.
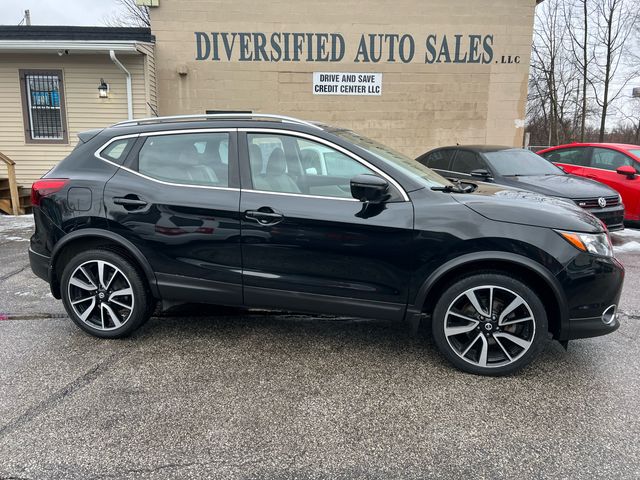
194, 32, 500, 65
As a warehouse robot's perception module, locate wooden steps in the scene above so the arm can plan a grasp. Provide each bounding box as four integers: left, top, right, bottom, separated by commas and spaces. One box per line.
0, 152, 30, 215
0, 185, 31, 215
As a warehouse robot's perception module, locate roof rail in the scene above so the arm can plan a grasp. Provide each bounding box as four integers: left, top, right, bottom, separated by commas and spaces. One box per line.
112, 113, 323, 130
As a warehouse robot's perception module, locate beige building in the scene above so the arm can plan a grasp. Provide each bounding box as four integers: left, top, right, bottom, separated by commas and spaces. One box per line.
0, 26, 156, 202
150, 0, 539, 158
0, 1, 541, 212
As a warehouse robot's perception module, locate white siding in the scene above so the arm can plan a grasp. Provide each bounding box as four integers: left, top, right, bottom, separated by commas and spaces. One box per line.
0, 50, 152, 186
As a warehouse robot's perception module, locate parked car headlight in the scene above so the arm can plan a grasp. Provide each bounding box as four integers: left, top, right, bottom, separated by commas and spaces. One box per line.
557, 230, 613, 257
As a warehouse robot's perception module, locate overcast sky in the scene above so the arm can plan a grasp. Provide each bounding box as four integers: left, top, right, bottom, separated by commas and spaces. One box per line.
0, 0, 126, 26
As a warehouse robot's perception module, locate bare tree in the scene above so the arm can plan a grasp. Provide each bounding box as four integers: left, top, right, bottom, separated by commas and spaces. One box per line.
589, 0, 639, 141
528, 0, 580, 145
564, 0, 594, 141
103, 0, 150, 28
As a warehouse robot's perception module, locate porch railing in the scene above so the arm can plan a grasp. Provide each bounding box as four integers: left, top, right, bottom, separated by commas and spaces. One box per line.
0, 151, 21, 216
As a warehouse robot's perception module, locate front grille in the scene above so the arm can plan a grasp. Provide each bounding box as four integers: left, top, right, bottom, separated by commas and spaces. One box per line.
574, 196, 620, 209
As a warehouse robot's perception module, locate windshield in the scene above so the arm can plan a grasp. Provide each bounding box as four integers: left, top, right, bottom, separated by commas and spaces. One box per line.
484, 149, 563, 176
331, 129, 452, 187
629, 149, 640, 159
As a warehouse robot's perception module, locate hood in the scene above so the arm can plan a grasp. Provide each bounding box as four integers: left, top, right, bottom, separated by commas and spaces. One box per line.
452, 182, 603, 232
497, 174, 617, 199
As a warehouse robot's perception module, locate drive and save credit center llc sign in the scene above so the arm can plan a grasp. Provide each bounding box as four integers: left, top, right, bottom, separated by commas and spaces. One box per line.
313, 72, 382, 95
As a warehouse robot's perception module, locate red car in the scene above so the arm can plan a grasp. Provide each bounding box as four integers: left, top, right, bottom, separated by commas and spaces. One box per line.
538, 143, 640, 222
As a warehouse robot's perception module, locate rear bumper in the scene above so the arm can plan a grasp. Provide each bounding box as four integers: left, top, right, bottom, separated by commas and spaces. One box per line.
29, 247, 50, 283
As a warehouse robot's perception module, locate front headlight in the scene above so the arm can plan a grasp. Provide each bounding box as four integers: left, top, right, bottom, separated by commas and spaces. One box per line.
556, 230, 613, 257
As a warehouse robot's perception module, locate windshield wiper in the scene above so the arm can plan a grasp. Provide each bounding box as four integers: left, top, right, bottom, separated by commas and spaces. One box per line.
431, 179, 475, 193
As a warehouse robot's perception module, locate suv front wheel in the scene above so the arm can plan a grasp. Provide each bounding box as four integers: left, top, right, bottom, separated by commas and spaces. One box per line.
432, 273, 548, 376
60, 249, 154, 338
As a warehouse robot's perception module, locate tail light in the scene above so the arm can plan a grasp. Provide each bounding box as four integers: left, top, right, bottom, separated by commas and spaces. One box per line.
31, 179, 68, 206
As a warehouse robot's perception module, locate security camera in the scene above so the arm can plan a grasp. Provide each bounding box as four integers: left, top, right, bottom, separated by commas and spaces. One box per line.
57, 49, 69, 56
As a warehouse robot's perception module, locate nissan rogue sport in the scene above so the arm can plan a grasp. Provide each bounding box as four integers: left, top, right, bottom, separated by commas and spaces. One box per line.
29, 114, 624, 376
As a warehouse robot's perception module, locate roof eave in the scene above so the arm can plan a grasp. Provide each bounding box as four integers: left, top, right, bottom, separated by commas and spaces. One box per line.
0, 39, 146, 54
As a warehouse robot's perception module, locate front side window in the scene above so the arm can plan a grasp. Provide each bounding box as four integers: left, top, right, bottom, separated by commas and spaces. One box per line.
541, 148, 589, 166
137, 132, 230, 187
330, 128, 451, 188
20, 70, 67, 143
247, 133, 374, 198
590, 148, 634, 171
451, 151, 486, 174
423, 149, 455, 170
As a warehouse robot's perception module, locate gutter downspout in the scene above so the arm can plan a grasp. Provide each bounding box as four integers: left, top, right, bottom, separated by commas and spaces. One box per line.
109, 49, 133, 120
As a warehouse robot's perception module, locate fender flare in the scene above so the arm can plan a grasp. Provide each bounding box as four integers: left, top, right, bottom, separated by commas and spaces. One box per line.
412, 251, 569, 333
49, 228, 159, 298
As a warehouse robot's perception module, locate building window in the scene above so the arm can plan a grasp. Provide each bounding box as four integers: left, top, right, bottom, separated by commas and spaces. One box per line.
19, 70, 68, 144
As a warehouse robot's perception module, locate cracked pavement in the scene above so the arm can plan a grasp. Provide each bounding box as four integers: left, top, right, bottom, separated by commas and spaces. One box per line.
1, 216, 639, 479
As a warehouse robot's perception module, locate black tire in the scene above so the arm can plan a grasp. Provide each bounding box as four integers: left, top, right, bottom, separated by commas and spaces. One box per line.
60, 249, 154, 338
431, 273, 548, 376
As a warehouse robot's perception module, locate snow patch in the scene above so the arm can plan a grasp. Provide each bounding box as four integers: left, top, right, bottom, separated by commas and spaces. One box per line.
614, 241, 640, 253
611, 229, 640, 239
0, 214, 34, 232
1, 236, 28, 242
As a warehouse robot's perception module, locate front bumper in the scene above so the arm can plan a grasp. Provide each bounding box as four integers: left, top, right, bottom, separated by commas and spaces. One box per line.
586, 205, 624, 231
566, 312, 620, 340
558, 254, 624, 340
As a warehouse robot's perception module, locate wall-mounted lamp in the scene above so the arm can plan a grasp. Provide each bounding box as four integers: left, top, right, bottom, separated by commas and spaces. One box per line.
98, 79, 109, 98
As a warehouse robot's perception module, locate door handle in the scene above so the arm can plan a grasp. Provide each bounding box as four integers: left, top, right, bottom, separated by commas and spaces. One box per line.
244, 208, 284, 225
113, 196, 148, 211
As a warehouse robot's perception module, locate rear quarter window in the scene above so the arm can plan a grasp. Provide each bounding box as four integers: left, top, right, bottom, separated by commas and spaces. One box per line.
100, 138, 135, 164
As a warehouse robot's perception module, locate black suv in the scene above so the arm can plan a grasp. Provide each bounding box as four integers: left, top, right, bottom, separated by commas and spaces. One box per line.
417, 146, 625, 231
29, 114, 624, 376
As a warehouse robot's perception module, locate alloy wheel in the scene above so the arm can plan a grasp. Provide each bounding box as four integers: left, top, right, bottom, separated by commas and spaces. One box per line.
67, 260, 135, 331
444, 285, 536, 369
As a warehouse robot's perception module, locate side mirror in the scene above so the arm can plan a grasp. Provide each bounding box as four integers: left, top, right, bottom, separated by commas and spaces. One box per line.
470, 168, 491, 179
616, 165, 637, 178
350, 174, 389, 204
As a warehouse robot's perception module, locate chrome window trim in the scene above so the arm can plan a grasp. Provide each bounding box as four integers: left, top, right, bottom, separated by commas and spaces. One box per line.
240, 128, 410, 202
94, 130, 239, 192
241, 189, 359, 202
139, 128, 235, 137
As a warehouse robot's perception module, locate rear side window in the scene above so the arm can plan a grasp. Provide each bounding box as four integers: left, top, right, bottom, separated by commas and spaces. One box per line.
590, 148, 634, 171
101, 138, 134, 164
542, 148, 589, 166
423, 150, 454, 170
137, 132, 230, 187
451, 150, 485, 174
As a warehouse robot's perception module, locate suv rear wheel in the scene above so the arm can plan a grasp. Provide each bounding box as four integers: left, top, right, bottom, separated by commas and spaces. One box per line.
432, 273, 548, 376
60, 249, 153, 338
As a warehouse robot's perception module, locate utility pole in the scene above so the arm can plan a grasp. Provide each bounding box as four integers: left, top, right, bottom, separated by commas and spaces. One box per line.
24, 10, 31, 26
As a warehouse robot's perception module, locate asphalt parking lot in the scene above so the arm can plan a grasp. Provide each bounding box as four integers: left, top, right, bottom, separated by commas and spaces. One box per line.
1, 215, 639, 479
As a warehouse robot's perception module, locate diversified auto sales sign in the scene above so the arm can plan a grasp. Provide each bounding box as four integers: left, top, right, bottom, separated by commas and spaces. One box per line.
193, 31, 521, 65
